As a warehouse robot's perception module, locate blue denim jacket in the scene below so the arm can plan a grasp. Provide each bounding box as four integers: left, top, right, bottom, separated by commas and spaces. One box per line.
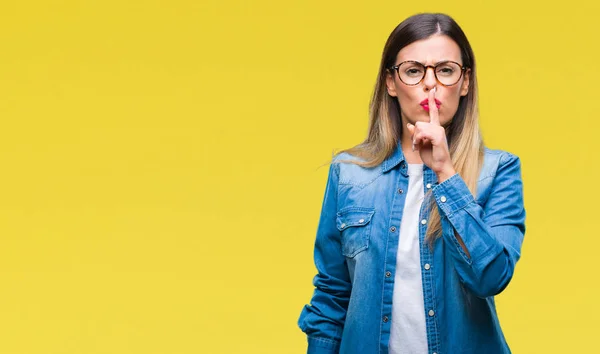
298, 144, 526, 354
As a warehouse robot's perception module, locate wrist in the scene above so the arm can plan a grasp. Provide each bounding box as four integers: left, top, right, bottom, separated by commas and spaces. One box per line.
436, 166, 456, 183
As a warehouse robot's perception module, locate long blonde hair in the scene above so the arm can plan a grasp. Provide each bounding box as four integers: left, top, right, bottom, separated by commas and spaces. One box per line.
333, 13, 483, 244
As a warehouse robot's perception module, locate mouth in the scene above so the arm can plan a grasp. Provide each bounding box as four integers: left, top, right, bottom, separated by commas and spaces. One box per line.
420, 98, 442, 112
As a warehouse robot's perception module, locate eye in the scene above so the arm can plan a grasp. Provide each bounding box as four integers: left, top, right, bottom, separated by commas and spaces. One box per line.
436, 66, 455, 76
404, 67, 424, 77
435, 62, 462, 77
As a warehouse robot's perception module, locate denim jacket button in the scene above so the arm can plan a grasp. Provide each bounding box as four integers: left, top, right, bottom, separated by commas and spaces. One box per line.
383, 316, 389, 323
421, 219, 427, 225
428, 310, 435, 317
440, 196, 447, 203
397, 188, 404, 194
385, 271, 391, 277
426, 183, 432, 189
424, 263, 431, 270
390, 226, 396, 232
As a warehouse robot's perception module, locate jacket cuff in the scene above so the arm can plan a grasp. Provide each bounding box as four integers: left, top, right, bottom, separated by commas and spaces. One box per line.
432, 173, 504, 268
307, 336, 340, 354
432, 173, 474, 216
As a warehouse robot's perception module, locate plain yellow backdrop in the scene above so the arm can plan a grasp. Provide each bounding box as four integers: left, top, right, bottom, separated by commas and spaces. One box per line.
0, 0, 598, 353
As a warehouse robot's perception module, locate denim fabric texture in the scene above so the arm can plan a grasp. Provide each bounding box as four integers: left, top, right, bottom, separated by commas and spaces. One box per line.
298, 143, 526, 354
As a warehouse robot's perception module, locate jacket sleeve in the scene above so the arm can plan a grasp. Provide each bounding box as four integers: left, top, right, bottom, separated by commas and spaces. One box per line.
298, 162, 350, 354
432, 152, 526, 298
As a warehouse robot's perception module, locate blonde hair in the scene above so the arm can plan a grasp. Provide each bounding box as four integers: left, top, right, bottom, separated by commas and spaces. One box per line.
332, 13, 483, 243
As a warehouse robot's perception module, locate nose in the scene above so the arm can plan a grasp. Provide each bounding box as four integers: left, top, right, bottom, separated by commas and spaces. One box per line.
423, 66, 437, 91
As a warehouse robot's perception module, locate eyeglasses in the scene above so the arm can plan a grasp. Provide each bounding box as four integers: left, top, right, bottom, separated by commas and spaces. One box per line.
388, 60, 467, 86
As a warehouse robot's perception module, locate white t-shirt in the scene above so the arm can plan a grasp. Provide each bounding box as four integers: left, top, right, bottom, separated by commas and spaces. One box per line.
389, 163, 428, 354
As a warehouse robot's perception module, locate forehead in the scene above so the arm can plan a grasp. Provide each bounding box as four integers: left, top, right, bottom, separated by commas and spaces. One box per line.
396, 34, 462, 64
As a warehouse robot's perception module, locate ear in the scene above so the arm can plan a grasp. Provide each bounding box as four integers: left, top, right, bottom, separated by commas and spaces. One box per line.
386, 71, 398, 97
459, 68, 471, 97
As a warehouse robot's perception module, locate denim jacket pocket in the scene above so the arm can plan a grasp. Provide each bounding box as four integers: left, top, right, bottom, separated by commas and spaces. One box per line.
336, 207, 375, 258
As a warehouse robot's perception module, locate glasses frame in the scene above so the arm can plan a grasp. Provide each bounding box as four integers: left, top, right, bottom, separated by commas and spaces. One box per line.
388, 60, 467, 87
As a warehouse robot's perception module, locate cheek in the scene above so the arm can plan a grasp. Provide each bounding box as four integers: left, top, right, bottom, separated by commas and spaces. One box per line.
439, 89, 463, 122
443, 92, 461, 107
396, 87, 417, 108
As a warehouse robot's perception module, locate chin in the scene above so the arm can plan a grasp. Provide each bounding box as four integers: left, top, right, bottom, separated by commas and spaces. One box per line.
414, 113, 434, 122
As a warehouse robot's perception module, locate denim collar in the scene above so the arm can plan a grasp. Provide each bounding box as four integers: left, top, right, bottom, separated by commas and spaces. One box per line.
381, 141, 406, 173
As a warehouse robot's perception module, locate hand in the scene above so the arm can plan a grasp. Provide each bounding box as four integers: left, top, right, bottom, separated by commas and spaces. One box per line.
406, 87, 456, 182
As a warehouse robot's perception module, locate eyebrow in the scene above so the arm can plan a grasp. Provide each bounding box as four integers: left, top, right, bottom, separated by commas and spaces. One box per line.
398, 59, 461, 65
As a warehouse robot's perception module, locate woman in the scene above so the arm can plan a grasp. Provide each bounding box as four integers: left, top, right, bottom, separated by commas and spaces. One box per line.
297, 13, 526, 354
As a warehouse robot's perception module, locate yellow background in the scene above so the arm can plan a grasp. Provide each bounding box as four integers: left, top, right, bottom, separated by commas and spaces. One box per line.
0, 0, 597, 353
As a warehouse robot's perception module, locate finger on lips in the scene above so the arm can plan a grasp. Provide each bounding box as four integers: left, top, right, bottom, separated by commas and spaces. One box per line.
428, 87, 440, 125
407, 87, 445, 152
408, 109, 438, 151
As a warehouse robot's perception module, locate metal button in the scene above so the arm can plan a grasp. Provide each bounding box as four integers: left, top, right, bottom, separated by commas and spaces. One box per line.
383, 316, 389, 323
390, 226, 396, 232
421, 219, 427, 225
358, 219, 365, 223
426, 183, 432, 189
424, 263, 431, 270
397, 188, 404, 194
385, 271, 391, 277
340, 223, 346, 229
440, 196, 447, 203
428, 310, 435, 317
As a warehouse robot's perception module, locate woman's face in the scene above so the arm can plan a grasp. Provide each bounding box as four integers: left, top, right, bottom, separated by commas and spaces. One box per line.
386, 34, 470, 127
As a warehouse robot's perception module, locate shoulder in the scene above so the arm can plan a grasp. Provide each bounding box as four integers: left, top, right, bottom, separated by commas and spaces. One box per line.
483, 147, 520, 163
331, 152, 383, 187
481, 147, 522, 180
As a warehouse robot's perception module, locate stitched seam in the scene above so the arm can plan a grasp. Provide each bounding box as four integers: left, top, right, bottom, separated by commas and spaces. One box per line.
338, 169, 384, 188
337, 206, 376, 215
336, 208, 375, 257
463, 206, 505, 272
341, 223, 372, 258
430, 251, 440, 353
477, 175, 494, 182
445, 214, 472, 264
442, 194, 474, 217
378, 175, 403, 354
308, 336, 340, 345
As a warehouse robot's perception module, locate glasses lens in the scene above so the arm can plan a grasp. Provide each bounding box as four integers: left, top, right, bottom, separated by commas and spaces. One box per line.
397, 61, 464, 86
435, 62, 463, 86
398, 62, 425, 85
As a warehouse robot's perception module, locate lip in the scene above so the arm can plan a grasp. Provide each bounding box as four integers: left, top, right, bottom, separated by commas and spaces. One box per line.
420, 98, 442, 106
420, 98, 442, 112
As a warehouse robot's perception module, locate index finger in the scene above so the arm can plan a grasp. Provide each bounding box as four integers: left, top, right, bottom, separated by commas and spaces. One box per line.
428, 87, 440, 125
